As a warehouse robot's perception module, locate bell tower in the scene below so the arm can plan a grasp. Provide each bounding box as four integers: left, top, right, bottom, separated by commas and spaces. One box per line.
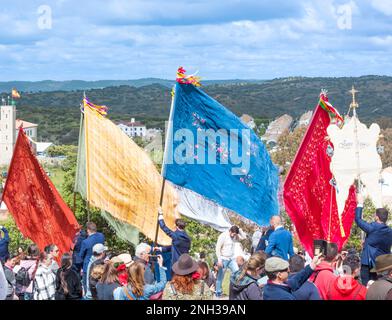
0, 97, 16, 165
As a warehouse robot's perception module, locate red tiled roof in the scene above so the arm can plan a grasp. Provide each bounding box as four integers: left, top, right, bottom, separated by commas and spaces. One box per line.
16, 119, 38, 128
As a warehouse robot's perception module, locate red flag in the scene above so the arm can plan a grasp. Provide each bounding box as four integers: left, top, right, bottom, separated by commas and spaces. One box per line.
2, 128, 80, 263
283, 94, 357, 256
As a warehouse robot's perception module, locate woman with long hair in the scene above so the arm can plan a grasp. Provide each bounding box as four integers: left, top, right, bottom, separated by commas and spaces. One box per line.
229, 251, 267, 300
96, 261, 121, 300
55, 253, 82, 300
15, 244, 40, 300
163, 253, 213, 300
33, 251, 56, 300
113, 255, 167, 300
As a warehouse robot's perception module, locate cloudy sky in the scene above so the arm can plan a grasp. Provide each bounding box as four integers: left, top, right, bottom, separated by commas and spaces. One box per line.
0, 0, 391, 80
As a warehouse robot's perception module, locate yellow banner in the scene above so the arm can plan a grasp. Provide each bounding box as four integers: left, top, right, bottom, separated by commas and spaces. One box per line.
84, 105, 178, 245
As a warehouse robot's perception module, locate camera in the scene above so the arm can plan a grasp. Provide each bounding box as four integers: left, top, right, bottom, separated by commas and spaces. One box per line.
149, 254, 159, 262
313, 239, 328, 257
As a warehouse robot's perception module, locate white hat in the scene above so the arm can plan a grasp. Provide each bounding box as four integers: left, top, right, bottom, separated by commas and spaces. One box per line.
93, 243, 108, 254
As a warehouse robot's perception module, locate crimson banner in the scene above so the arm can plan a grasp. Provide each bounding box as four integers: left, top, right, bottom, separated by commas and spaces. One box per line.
283, 98, 357, 255
2, 128, 80, 262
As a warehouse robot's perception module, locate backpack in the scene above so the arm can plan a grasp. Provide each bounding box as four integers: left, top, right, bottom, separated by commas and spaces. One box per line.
15, 264, 34, 288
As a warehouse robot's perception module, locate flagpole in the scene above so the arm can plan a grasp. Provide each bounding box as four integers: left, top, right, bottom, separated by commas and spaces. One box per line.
154, 84, 176, 245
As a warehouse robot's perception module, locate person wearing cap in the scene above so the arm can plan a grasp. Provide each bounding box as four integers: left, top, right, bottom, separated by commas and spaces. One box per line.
355, 193, 392, 286
78, 222, 105, 291
366, 254, 392, 300
163, 253, 213, 300
157, 207, 191, 268
263, 254, 323, 300
111, 253, 133, 286
84, 243, 107, 300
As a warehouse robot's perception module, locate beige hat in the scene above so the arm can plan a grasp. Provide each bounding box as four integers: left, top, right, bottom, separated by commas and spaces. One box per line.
112, 253, 133, 267
265, 257, 289, 272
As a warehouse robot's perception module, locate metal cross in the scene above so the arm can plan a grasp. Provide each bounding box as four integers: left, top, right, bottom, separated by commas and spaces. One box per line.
349, 85, 359, 110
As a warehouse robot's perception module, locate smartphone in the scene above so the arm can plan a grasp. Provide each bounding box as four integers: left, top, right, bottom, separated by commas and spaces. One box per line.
313, 239, 327, 256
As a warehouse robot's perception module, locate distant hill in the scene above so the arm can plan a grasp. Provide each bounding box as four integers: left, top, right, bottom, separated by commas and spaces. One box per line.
0, 79, 265, 92
5, 75, 392, 145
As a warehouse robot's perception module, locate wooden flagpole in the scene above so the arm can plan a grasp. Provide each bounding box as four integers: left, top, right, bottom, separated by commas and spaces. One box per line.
154, 85, 176, 246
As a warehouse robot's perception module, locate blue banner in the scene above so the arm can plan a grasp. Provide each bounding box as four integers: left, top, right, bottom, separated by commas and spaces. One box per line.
163, 83, 279, 226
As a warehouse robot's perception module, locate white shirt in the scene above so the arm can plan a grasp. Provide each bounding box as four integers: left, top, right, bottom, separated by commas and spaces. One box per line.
216, 229, 246, 261
251, 230, 262, 249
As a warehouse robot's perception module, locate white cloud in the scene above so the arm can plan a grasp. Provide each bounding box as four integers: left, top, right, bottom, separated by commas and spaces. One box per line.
371, 0, 392, 16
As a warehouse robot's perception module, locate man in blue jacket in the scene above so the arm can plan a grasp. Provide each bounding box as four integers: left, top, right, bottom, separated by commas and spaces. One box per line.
0, 226, 10, 263
78, 222, 105, 292
265, 216, 295, 261
157, 208, 191, 269
256, 223, 274, 252
288, 254, 321, 300
355, 193, 392, 285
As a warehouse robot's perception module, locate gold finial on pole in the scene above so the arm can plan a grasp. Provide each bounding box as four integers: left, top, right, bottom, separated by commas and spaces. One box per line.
349, 85, 359, 110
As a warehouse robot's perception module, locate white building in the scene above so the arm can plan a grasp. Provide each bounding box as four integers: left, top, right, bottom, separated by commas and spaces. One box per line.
145, 128, 162, 141
16, 119, 38, 141
117, 118, 147, 138
0, 102, 39, 165
298, 111, 313, 127
262, 114, 293, 146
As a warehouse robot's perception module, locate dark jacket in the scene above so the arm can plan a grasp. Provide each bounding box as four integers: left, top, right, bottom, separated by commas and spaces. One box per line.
355, 207, 392, 267
263, 265, 314, 300
0, 227, 10, 262
78, 232, 105, 273
153, 246, 172, 281
265, 227, 295, 261
256, 228, 273, 252
4, 264, 15, 298
55, 267, 82, 300
96, 281, 121, 300
72, 230, 87, 273
133, 256, 155, 285
88, 258, 105, 299
159, 219, 191, 266
229, 269, 263, 300
288, 273, 321, 300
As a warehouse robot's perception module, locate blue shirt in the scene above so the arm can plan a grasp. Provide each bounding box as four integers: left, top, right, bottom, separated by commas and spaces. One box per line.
288, 274, 321, 300
78, 232, 105, 273
265, 227, 294, 261
113, 266, 167, 300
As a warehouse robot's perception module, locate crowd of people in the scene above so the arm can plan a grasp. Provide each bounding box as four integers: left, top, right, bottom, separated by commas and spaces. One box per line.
0, 193, 391, 301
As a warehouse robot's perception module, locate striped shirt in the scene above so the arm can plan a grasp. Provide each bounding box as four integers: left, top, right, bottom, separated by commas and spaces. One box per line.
33, 264, 56, 300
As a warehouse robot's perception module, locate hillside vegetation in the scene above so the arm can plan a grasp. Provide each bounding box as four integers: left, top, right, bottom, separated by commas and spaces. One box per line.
5, 75, 391, 144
